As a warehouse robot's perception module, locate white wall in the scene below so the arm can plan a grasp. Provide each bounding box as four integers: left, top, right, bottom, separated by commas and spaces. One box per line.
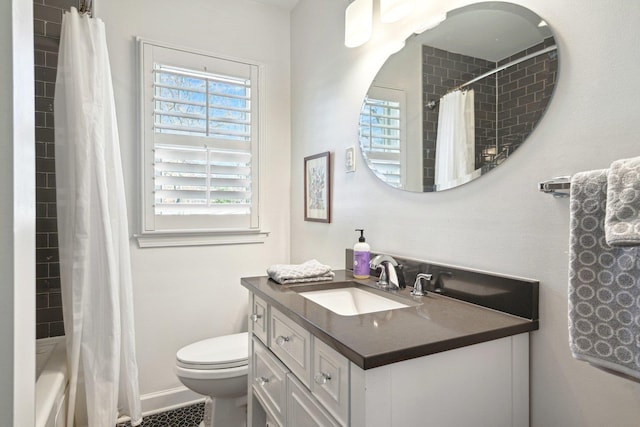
97, 0, 291, 398
291, 0, 640, 426
0, 0, 35, 424
371, 41, 423, 190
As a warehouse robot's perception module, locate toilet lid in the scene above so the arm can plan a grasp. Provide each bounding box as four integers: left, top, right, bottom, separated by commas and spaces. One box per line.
176, 332, 248, 370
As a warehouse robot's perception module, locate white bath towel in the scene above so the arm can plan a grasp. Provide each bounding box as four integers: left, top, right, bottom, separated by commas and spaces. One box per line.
605, 156, 640, 246
267, 259, 335, 285
569, 169, 640, 380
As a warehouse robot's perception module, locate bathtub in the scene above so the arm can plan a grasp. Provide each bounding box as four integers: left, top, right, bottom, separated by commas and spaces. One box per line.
36, 337, 68, 427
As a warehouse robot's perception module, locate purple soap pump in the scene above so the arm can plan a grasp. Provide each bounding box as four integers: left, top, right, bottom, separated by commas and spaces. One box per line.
353, 229, 370, 279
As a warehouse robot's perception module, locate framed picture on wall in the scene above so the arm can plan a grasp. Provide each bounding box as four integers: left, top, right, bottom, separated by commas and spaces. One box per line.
304, 151, 331, 223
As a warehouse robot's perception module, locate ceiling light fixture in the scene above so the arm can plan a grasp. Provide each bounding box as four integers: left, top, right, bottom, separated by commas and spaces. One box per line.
380, 0, 415, 23
345, 0, 373, 48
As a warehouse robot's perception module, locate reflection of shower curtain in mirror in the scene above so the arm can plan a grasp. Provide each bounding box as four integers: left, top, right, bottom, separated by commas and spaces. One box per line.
434, 89, 475, 188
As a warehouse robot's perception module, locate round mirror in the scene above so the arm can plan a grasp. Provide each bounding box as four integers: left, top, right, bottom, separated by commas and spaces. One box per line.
359, 2, 558, 192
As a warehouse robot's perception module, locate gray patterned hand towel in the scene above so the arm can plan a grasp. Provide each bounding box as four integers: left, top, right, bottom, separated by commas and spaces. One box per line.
605, 156, 640, 246
569, 169, 640, 380
267, 259, 335, 285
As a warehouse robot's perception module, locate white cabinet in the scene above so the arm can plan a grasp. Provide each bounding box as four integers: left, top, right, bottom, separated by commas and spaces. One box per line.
248, 292, 530, 427
311, 338, 349, 425
252, 337, 288, 426
251, 293, 268, 345
287, 374, 341, 427
269, 307, 312, 388
347, 333, 530, 427
265, 414, 280, 427
249, 295, 345, 427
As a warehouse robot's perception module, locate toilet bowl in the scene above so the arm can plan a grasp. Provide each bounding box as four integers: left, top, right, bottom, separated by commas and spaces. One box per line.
175, 332, 249, 427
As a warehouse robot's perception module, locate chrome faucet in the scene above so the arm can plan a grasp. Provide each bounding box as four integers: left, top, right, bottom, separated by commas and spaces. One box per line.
411, 273, 433, 297
369, 255, 405, 290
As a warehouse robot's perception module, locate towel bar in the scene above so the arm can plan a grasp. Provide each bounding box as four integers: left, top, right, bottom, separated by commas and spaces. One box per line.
539, 176, 571, 198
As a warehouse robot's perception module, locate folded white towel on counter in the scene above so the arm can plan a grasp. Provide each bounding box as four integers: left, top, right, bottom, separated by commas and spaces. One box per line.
267, 259, 335, 285
569, 169, 640, 380
606, 155, 640, 246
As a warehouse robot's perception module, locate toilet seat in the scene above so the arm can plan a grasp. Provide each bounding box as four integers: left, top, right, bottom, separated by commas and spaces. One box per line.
176, 332, 248, 370
175, 363, 248, 380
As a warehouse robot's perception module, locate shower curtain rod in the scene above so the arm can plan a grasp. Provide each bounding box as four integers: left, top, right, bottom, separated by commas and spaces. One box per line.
426, 44, 557, 110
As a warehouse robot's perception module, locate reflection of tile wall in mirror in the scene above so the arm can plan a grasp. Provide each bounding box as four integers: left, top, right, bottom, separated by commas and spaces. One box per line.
360, 2, 559, 193
497, 38, 558, 158
421, 37, 558, 188
421, 45, 495, 190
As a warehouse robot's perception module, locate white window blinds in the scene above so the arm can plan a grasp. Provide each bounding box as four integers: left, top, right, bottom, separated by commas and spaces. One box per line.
359, 86, 405, 188
140, 41, 261, 236
153, 64, 252, 140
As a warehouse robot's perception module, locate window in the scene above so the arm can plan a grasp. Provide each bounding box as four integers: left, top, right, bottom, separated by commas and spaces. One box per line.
138, 40, 266, 247
359, 86, 406, 188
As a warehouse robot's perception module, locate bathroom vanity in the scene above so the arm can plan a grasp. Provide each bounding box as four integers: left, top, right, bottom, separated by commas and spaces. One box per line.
242, 256, 538, 427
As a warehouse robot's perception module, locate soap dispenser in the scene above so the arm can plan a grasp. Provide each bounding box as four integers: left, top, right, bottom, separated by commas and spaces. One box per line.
353, 229, 370, 279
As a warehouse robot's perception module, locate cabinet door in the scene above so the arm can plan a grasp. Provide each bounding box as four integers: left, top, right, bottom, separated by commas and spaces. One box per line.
250, 293, 268, 345
286, 374, 340, 427
253, 338, 288, 426
311, 338, 349, 426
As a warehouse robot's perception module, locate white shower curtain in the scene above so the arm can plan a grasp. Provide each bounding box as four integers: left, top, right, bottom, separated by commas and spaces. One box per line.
54, 8, 142, 427
434, 89, 475, 189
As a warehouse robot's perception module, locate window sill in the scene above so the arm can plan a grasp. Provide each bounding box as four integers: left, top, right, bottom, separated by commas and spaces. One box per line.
134, 229, 270, 248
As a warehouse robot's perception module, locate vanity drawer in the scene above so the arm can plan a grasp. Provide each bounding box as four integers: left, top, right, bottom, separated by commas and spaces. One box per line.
287, 373, 341, 427
251, 293, 268, 345
270, 307, 312, 387
311, 338, 349, 426
252, 338, 288, 426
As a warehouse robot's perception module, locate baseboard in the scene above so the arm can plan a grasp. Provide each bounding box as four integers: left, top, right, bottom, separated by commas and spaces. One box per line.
141, 386, 205, 415
116, 386, 205, 424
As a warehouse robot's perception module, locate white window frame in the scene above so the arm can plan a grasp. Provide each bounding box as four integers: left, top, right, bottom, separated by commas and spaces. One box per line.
359, 85, 407, 189
135, 38, 268, 248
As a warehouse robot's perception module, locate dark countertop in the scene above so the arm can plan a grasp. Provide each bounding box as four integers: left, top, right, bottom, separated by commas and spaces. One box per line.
241, 270, 538, 370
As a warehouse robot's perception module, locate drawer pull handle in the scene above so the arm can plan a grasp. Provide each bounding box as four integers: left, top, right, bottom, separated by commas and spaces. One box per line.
250, 313, 262, 322
255, 376, 269, 386
275, 335, 290, 346
314, 372, 332, 385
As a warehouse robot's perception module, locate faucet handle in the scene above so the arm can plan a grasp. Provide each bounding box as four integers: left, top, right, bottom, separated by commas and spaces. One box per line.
411, 273, 432, 296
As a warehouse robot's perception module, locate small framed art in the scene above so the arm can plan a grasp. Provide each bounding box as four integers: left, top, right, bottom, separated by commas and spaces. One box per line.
304, 151, 331, 223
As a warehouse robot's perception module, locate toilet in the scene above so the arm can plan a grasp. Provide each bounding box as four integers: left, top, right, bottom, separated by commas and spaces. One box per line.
175, 332, 249, 427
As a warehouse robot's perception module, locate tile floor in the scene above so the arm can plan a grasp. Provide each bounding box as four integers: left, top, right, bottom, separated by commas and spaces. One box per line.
116, 402, 204, 427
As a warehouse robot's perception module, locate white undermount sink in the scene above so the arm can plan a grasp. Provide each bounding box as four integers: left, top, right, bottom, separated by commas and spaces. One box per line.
299, 287, 410, 316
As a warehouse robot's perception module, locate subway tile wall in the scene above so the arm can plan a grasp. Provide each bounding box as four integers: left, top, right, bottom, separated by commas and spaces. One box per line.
421, 45, 495, 191
421, 38, 558, 190
34, 0, 79, 339
497, 38, 558, 156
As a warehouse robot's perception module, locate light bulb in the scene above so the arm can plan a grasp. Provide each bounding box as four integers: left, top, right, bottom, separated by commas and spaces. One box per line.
345, 0, 373, 48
